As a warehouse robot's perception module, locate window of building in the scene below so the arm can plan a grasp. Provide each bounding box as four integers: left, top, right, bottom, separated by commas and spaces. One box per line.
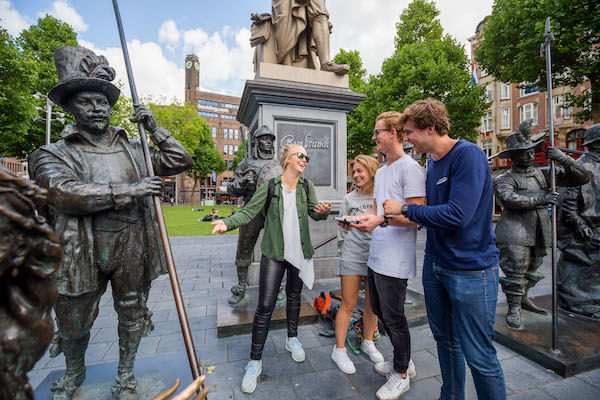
566, 129, 585, 150
520, 103, 538, 125
228, 144, 234, 155
482, 140, 493, 158
221, 102, 239, 109
501, 83, 510, 100
501, 107, 510, 130
234, 145, 239, 153
223, 128, 229, 138
485, 84, 493, 102
199, 111, 219, 118
211, 126, 216, 138
245, 130, 249, 140
221, 114, 236, 120
553, 95, 570, 119
481, 111, 492, 132
198, 99, 219, 107
223, 144, 227, 154
234, 129, 239, 140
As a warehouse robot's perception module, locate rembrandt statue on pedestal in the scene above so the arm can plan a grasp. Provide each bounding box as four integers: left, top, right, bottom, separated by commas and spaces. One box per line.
493, 121, 589, 329
250, 0, 349, 74
28, 46, 193, 399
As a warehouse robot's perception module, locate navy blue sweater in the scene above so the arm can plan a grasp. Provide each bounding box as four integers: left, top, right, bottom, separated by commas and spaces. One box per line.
406, 140, 498, 270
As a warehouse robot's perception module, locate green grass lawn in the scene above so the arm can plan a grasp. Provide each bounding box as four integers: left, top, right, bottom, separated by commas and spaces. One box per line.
162, 205, 240, 236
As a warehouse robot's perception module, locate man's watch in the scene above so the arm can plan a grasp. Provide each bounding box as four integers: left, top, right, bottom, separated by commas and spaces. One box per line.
379, 215, 389, 228
401, 204, 409, 217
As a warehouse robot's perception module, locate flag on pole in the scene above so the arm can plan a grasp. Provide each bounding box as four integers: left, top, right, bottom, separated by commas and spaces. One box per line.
471, 58, 478, 85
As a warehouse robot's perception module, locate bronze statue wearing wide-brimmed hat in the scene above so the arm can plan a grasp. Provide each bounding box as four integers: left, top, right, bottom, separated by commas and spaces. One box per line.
492, 120, 589, 328
29, 46, 193, 399
558, 123, 600, 319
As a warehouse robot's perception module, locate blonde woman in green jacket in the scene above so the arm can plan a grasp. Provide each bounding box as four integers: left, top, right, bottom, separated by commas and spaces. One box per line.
211, 143, 331, 393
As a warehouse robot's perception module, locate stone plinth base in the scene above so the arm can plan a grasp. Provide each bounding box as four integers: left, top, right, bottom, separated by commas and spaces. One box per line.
217, 286, 317, 338
494, 294, 600, 377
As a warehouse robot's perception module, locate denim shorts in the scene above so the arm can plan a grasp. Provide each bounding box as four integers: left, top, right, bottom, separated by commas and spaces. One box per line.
337, 259, 368, 276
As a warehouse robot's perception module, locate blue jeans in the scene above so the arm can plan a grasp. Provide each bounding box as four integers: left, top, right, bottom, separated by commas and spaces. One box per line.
422, 258, 506, 400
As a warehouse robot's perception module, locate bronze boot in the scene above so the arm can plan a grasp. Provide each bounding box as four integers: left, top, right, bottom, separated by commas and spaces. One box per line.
506, 295, 523, 329
50, 335, 89, 400
111, 322, 143, 400
522, 296, 547, 314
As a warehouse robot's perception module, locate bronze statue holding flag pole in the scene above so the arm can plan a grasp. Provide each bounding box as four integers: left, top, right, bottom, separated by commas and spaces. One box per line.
27, 17, 202, 399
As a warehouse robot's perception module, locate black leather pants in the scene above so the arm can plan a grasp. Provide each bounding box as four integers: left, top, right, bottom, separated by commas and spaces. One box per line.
250, 256, 304, 360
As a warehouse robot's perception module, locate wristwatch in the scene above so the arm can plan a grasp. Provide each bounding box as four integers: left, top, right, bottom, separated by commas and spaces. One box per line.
379, 215, 389, 228
401, 204, 409, 217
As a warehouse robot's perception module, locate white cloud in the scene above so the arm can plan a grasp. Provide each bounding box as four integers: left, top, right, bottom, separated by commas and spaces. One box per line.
182, 26, 254, 95
328, 0, 494, 76
0, 0, 30, 36
39, 1, 88, 33
79, 39, 184, 104
158, 19, 180, 51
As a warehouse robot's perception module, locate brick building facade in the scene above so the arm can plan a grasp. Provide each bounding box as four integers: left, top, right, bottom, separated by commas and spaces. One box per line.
173, 54, 248, 204
469, 18, 593, 171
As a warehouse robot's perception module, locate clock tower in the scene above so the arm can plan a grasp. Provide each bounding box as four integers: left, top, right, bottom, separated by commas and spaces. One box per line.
185, 53, 200, 104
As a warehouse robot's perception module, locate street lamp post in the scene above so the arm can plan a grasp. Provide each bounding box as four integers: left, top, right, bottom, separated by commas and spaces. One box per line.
33, 92, 65, 145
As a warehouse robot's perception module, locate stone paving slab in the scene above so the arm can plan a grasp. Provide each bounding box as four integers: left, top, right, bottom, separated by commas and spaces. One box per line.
29, 233, 600, 399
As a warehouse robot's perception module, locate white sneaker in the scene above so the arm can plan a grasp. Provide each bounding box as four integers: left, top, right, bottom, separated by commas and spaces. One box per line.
361, 340, 384, 363
376, 372, 410, 400
375, 359, 416, 379
331, 346, 356, 374
285, 337, 305, 362
241, 360, 262, 393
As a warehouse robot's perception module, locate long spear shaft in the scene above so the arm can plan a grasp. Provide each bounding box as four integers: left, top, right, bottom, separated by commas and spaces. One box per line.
111, 0, 203, 384
541, 16, 559, 352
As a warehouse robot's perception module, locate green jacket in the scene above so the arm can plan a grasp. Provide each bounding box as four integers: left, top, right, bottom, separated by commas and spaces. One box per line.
224, 175, 330, 261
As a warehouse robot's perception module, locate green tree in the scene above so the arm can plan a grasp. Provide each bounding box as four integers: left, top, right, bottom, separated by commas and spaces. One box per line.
0, 28, 37, 158
332, 49, 373, 157
148, 101, 226, 203
191, 144, 226, 203
475, 0, 599, 122
369, 0, 487, 143
231, 139, 249, 171
4, 15, 79, 157
109, 82, 137, 135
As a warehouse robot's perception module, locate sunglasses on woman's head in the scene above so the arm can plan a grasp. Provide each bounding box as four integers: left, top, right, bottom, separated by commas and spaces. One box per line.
296, 153, 310, 163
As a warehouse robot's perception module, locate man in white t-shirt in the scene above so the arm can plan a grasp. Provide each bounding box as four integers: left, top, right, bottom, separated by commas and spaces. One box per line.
344, 111, 426, 400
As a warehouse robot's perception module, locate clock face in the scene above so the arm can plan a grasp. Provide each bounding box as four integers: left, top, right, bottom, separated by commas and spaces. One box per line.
186, 60, 192, 69
194, 62, 200, 70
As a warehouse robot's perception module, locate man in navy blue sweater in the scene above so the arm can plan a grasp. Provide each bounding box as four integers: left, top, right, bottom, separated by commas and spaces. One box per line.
383, 99, 506, 400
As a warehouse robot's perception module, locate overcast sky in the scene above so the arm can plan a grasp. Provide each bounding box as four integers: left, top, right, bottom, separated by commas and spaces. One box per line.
1, 0, 494, 102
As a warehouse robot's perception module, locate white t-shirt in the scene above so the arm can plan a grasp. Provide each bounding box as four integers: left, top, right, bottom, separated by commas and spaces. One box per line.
282, 186, 315, 289
368, 155, 426, 279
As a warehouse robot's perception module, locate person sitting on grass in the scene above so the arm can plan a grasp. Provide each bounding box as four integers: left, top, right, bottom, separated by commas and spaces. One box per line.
211, 144, 331, 394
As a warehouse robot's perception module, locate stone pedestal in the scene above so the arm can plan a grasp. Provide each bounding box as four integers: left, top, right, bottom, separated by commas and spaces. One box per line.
236, 65, 365, 286
494, 294, 600, 377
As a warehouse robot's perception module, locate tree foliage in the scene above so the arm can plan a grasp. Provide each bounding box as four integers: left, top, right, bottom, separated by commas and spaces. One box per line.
332, 49, 371, 158
475, 0, 600, 122
148, 102, 225, 202
0, 15, 78, 157
335, 0, 488, 158
0, 28, 37, 157
231, 139, 249, 171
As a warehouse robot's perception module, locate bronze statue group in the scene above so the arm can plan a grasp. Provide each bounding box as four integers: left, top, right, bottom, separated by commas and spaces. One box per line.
2, 41, 599, 400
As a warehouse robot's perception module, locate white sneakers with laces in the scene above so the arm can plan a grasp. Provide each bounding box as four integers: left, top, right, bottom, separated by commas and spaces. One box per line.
285, 337, 306, 362
331, 346, 357, 374
362, 339, 385, 363
376, 372, 410, 400
374, 359, 416, 378
241, 360, 262, 393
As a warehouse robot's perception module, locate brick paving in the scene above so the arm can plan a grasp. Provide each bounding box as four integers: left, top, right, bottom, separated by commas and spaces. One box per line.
30, 233, 600, 399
